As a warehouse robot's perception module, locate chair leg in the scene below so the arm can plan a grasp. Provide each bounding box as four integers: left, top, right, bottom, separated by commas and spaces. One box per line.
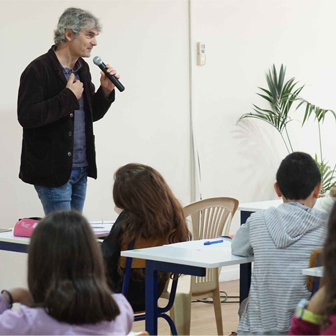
212, 287, 224, 335
170, 292, 192, 335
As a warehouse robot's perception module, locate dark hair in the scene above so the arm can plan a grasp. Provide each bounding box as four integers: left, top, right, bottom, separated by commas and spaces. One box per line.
28, 211, 120, 324
113, 163, 191, 246
276, 152, 321, 200
322, 203, 336, 328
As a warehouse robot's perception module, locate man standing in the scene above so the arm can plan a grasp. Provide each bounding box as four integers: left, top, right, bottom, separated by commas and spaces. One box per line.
18, 8, 119, 214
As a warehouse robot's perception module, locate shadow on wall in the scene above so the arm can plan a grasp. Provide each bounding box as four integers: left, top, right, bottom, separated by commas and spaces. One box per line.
231, 119, 284, 201
0, 110, 42, 224
0, 109, 22, 185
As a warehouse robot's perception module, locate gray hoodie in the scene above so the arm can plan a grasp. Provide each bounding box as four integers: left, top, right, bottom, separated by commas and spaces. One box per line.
232, 202, 328, 335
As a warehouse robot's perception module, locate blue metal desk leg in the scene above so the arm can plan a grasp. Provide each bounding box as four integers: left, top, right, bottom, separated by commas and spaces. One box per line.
144, 260, 206, 335
145, 260, 158, 335
239, 210, 253, 304
240, 263, 251, 304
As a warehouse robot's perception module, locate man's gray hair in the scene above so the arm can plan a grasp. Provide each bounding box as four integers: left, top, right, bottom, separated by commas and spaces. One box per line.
54, 8, 102, 45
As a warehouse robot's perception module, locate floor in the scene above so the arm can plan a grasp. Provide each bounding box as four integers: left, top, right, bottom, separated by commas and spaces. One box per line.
131, 280, 240, 335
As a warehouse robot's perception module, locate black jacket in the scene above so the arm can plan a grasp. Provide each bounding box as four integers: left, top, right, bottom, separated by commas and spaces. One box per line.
18, 47, 115, 187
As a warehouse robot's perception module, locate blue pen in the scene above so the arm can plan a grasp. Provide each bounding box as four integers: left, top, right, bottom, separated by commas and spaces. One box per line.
204, 239, 224, 245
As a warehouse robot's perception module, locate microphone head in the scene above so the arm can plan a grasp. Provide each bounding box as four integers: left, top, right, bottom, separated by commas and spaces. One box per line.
93, 56, 103, 66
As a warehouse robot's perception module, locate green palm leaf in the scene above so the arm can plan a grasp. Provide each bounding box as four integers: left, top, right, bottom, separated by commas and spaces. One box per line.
237, 64, 336, 193
238, 64, 304, 152
314, 155, 336, 194
296, 99, 336, 125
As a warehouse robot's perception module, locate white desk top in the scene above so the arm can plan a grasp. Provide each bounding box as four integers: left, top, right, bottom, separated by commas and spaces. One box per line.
302, 266, 323, 277
238, 199, 282, 212
0, 230, 29, 245
121, 239, 254, 268
0, 222, 114, 245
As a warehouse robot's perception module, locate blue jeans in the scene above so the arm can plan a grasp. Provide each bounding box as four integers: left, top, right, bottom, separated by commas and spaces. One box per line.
34, 167, 87, 215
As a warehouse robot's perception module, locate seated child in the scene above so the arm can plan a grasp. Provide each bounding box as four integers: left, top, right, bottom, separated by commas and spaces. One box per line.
314, 186, 336, 213
289, 202, 336, 335
0, 211, 133, 335
232, 152, 328, 335
102, 163, 191, 312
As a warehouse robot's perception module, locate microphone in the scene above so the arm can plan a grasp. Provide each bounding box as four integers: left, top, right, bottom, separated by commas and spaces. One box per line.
93, 56, 125, 92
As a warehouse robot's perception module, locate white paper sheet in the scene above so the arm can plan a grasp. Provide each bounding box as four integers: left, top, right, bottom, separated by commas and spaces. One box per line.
89, 221, 114, 234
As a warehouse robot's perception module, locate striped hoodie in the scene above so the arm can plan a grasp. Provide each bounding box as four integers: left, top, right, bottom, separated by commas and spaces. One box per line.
232, 202, 328, 335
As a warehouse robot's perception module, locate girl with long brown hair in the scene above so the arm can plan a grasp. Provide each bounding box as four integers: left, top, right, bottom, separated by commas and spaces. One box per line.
102, 163, 190, 312
0, 211, 133, 335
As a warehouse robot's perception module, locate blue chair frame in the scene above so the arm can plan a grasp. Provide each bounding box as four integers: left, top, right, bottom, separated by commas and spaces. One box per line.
122, 239, 179, 335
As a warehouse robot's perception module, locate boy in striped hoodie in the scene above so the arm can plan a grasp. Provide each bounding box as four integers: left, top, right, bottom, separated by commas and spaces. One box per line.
232, 152, 328, 335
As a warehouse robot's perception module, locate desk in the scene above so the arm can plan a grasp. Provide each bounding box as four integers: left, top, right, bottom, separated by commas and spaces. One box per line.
238, 199, 282, 223
238, 199, 282, 301
0, 231, 29, 253
0, 222, 114, 253
121, 239, 254, 335
302, 266, 323, 277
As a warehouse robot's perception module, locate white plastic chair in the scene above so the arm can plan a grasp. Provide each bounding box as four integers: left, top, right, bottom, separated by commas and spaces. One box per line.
161, 197, 239, 335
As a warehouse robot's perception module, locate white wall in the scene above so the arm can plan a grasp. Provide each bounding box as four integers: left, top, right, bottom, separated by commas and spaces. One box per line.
0, 0, 191, 289
1, 0, 336, 288
1, 0, 191, 225
190, 0, 336, 233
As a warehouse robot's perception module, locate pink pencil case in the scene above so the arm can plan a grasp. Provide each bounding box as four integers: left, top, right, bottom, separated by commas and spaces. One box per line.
13, 217, 41, 237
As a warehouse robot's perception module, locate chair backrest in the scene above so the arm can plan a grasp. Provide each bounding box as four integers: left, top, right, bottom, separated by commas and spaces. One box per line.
184, 197, 239, 294
121, 237, 169, 296
307, 248, 324, 292
121, 236, 173, 298
119, 236, 168, 269
184, 197, 239, 240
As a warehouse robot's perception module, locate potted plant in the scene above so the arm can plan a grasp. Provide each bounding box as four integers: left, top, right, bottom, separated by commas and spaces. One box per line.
238, 64, 336, 193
